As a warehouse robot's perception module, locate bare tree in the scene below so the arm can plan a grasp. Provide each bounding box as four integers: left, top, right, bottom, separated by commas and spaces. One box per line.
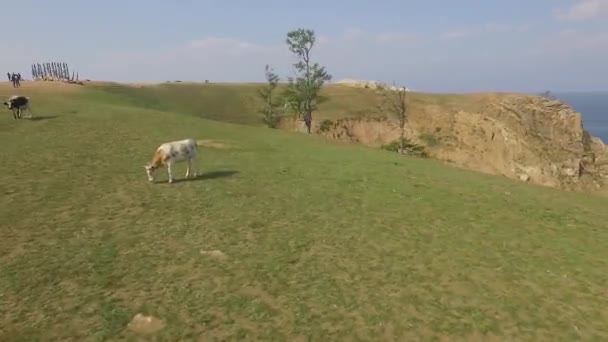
377, 82, 409, 154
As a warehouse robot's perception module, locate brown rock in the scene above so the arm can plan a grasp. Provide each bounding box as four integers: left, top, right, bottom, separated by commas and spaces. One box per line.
201, 249, 228, 260
127, 313, 165, 334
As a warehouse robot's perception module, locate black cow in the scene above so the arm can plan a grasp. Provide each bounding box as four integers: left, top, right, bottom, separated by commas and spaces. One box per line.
3, 95, 31, 119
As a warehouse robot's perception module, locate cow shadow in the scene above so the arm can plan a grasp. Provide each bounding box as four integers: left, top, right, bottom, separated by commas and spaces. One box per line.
160, 170, 239, 184
27, 115, 58, 121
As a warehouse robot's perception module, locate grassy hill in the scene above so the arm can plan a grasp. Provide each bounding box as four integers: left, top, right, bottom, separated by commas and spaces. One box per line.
82, 81, 494, 126
1, 81, 608, 340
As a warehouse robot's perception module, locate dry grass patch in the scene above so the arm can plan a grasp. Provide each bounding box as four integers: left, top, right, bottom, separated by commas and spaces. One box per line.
196, 139, 238, 149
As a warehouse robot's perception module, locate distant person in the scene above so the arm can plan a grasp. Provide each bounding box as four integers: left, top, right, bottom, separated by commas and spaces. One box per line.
6, 72, 10, 82
16, 73, 21, 87
11, 73, 20, 88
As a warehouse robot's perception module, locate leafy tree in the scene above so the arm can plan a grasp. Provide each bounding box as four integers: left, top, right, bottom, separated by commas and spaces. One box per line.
257, 64, 282, 128
282, 83, 304, 120
283, 28, 332, 134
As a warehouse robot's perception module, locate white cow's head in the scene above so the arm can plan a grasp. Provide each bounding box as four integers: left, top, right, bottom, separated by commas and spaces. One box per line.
144, 164, 157, 182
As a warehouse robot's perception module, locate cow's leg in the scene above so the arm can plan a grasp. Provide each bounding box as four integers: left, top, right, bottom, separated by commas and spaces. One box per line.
185, 159, 192, 178
23, 106, 32, 119
167, 163, 174, 183
17, 109, 22, 119
12, 109, 17, 120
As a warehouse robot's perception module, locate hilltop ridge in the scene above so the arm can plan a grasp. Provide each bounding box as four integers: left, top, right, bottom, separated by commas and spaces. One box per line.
6, 80, 607, 192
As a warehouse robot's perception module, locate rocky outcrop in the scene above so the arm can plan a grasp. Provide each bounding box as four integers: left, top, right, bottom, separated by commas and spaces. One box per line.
334, 79, 412, 91
280, 94, 608, 192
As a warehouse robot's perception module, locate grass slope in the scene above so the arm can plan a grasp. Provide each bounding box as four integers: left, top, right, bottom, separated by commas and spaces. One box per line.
1, 82, 608, 340
84, 82, 493, 127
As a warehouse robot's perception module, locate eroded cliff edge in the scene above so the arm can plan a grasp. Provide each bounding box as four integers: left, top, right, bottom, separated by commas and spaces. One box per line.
280, 93, 608, 191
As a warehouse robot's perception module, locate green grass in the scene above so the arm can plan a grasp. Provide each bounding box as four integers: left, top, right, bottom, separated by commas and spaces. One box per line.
83, 82, 496, 127
1, 82, 608, 340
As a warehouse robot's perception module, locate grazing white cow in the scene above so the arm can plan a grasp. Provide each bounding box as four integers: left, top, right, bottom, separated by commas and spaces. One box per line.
3, 95, 32, 119
144, 138, 200, 183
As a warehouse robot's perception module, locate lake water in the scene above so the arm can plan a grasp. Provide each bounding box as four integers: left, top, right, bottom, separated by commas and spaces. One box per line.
554, 92, 608, 143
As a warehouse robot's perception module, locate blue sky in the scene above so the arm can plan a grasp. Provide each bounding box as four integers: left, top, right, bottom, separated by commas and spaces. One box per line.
3, 0, 608, 92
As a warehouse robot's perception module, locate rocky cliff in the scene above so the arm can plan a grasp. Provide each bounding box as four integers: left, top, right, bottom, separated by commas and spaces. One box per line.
280, 93, 608, 191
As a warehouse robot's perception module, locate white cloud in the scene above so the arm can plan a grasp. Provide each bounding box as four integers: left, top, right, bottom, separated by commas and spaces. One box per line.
525, 29, 608, 64
342, 28, 366, 41
187, 37, 277, 56
331, 28, 422, 45
554, 0, 608, 21
553, 29, 608, 50
484, 23, 530, 34
376, 32, 420, 43
440, 30, 470, 40
438, 24, 529, 41
189, 37, 252, 49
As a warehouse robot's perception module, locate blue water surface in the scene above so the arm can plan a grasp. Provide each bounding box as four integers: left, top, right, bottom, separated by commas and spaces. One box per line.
555, 92, 608, 143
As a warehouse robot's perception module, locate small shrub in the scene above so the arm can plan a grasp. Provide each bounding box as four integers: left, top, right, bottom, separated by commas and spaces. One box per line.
419, 133, 440, 147
317, 119, 334, 133
350, 110, 369, 118
258, 64, 282, 129
262, 111, 282, 129
381, 138, 429, 158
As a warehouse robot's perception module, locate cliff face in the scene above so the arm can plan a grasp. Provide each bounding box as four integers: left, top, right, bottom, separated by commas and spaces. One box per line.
280, 94, 608, 191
